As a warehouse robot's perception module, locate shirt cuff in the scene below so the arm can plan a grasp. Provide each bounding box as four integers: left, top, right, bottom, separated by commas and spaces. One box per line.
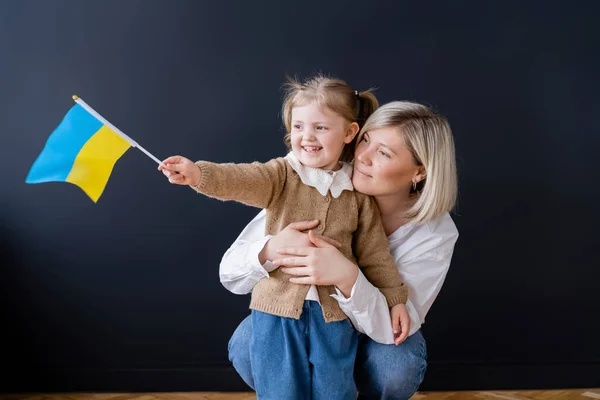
247, 235, 276, 274
330, 269, 367, 307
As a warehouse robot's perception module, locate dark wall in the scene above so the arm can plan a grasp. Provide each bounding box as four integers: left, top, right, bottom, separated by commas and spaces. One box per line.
1, 0, 598, 392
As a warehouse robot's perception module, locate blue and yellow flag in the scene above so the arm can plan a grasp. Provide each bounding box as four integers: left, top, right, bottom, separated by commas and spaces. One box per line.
26, 97, 131, 202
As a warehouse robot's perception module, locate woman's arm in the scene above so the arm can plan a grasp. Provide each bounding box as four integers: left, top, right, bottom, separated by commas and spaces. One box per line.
221, 215, 457, 344
333, 243, 457, 342
273, 238, 397, 344
276, 226, 459, 344
219, 213, 336, 294
219, 210, 273, 295
222, 220, 397, 343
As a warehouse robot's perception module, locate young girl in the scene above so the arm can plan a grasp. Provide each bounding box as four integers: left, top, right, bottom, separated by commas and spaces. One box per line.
159, 75, 408, 399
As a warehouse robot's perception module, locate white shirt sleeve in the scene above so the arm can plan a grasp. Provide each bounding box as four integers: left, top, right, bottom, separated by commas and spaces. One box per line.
331, 270, 396, 344
399, 250, 455, 325
331, 225, 458, 345
219, 210, 274, 295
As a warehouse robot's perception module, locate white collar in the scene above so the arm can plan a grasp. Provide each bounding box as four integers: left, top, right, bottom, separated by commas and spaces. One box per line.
284, 152, 353, 198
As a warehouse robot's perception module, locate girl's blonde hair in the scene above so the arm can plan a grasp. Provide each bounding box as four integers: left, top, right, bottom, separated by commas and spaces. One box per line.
358, 101, 458, 224
282, 74, 379, 162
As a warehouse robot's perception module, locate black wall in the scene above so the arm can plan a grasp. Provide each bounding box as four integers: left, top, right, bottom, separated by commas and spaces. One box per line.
1, 0, 599, 392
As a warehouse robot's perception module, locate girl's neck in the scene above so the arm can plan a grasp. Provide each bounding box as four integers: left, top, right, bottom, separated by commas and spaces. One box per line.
320, 159, 342, 172
328, 162, 342, 172
374, 192, 415, 236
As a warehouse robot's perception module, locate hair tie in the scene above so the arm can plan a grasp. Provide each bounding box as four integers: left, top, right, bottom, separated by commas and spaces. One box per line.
354, 90, 363, 122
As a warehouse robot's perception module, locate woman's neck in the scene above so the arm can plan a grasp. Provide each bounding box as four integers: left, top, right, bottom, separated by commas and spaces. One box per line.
374, 192, 414, 236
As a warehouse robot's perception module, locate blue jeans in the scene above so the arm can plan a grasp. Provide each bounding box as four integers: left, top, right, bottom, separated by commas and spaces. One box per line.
250, 301, 358, 399
229, 313, 427, 400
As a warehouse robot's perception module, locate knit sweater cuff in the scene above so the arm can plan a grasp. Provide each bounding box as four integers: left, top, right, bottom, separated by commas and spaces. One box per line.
191, 161, 212, 193
380, 285, 408, 308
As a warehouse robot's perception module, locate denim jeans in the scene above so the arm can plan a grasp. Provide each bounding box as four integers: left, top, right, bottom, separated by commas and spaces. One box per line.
229, 311, 427, 400
250, 301, 358, 399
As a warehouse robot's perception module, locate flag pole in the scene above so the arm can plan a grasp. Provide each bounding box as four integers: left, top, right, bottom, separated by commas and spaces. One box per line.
72, 95, 167, 168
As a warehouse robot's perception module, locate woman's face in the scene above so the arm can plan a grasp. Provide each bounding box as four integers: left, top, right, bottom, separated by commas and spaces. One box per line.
352, 127, 424, 197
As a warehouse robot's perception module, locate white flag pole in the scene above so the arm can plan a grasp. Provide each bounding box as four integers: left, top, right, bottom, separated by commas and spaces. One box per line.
72, 95, 167, 169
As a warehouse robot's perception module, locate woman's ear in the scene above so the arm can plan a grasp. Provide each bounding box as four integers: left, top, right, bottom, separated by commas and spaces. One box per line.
345, 122, 360, 144
414, 166, 427, 183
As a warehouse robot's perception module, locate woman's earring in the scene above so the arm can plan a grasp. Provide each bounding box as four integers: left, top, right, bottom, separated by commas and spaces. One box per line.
412, 181, 417, 191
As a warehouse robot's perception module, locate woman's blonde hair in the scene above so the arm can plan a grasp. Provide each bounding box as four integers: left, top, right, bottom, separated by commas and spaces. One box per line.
358, 101, 458, 224
281, 74, 379, 162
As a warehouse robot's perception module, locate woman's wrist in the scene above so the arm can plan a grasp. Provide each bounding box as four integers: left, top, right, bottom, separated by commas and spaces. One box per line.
258, 238, 272, 265
336, 261, 359, 298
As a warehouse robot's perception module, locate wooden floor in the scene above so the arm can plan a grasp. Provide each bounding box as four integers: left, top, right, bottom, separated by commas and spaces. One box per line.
1, 390, 600, 400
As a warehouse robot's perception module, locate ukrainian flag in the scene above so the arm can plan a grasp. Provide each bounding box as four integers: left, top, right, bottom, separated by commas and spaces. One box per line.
26, 97, 131, 202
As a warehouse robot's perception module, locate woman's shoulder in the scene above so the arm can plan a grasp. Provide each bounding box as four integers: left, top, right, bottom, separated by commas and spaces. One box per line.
388, 213, 459, 261
422, 212, 459, 238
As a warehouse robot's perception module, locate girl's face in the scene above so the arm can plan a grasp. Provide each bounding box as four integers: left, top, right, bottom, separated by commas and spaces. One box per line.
290, 102, 357, 170
352, 127, 425, 197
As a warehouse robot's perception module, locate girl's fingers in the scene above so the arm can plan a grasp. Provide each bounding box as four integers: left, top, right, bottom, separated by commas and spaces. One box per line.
162, 156, 182, 165
392, 315, 400, 336
169, 174, 185, 184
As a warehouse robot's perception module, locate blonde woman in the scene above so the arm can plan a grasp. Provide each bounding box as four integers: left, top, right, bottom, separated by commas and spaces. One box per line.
221, 101, 459, 399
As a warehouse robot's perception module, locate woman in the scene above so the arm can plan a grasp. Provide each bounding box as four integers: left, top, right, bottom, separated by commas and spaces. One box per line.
220, 101, 459, 399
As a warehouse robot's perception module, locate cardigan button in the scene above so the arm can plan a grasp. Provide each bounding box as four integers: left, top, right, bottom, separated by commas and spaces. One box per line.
323, 196, 329, 202
325, 312, 332, 318
317, 224, 323, 231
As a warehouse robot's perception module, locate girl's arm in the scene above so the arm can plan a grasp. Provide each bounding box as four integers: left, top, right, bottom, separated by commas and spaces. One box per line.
352, 195, 407, 307
160, 156, 287, 209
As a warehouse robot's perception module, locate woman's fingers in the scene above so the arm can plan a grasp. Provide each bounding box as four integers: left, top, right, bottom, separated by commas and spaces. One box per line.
276, 247, 311, 257
286, 220, 319, 232
319, 236, 342, 248
272, 256, 307, 266
309, 230, 340, 248
288, 276, 315, 285
279, 266, 311, 276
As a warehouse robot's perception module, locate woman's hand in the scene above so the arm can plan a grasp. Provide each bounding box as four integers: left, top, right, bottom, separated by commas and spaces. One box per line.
260, 221, 342, 264
274, 230, 359, 297
390, 303, 410, 345
158, 155, 201, 186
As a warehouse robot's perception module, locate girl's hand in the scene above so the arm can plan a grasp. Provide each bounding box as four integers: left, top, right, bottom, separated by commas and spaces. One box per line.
390, 303, 410, 345
275, 230, 359, 296
158, 156, 201, 186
